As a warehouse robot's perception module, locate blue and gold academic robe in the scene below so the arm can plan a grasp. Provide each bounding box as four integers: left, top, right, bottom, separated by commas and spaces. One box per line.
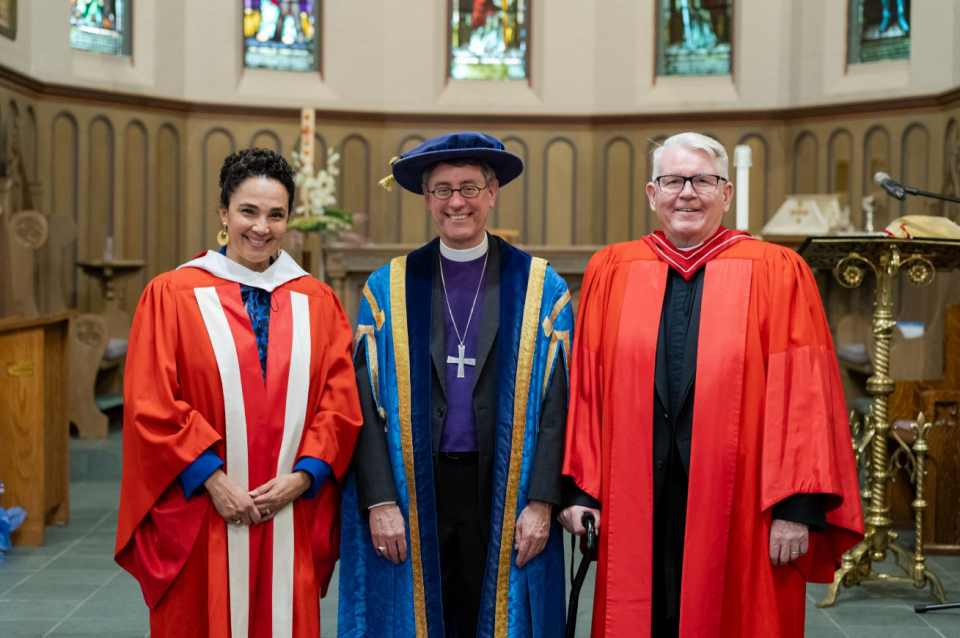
338, 238, 573, 638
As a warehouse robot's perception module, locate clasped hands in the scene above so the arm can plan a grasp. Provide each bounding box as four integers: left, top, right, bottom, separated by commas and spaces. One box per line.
369, 499, 554, 567
558, 506, 809, 566
204, 469, 312, 526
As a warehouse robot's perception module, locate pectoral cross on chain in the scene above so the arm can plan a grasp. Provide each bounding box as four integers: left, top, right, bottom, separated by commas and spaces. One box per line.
447, 344, 476, 379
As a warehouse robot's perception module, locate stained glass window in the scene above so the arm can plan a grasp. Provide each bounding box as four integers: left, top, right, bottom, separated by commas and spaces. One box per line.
450, 1, 528, 81
244, 1, 320, 73
848, 0, 910, 65
656, 0, 733, 77
71, 0, 131, 56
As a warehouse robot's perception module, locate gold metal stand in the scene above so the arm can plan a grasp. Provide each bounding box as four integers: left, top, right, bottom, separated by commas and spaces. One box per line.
799, 236, 960, 607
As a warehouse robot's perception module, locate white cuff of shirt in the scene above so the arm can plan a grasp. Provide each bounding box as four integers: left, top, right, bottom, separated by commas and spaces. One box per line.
368, 501, 397, 510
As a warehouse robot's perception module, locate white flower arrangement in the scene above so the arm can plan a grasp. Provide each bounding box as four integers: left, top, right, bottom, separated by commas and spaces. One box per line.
288, 147, 354, 235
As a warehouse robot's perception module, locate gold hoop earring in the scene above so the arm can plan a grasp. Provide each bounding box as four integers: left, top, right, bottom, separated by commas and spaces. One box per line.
217, 223, 229, 247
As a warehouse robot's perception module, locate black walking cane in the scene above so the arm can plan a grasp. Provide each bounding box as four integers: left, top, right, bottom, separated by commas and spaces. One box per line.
565, 513, 598, 638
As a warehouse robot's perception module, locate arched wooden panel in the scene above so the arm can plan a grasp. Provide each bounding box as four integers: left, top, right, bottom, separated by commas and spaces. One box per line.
497, 136, 528, 241
395, 135, 426, 243
6, 100, 20, 174
645, 136, 667, 232
900, 124, 930, 216
87, 116, 115, 312
25, 106, 37, 181
51, 112, 79, 307
943, 119, 960, 222
863, 125, 892, 227
123, 121, 149, 293
603, 137, 634, 243
249, 129, 282, 154
543, 137, 576, 246
338, 134, 371, 237
156, 124, 182, 272
5, 100, 18, 176
733, 133, 770, 231
200, 128, 236, 252
827, 129, 854, 210
792, 131, 819, 194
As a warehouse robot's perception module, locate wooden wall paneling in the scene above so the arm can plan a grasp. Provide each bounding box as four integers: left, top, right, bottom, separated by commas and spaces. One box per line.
25, 106, 37, 181
315, 132, 328, 170
543, 137, 576, 246
645, 135, 667, 232
894, 123, 933, 321
395, 135, 425, 244
827, 128, 854, 213
122, 121, 149, 309
497, 136, 528, 242
86, 116, 115, 313
943, 118, 960, 222
734, 133, 770, 232
50, 113, 79, 308
338, 134, 371, 237
6, 99, 18, 172
602, 137, 633, 243
863, 125, 892, 228
200, 128, 236, 254
155, 124, 182, 271
900, 123, 930, 217
792, 130, 819, 194
249, 129, 282, 154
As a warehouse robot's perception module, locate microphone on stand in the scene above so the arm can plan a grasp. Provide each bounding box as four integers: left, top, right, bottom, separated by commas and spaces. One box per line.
874, 172, 906, 201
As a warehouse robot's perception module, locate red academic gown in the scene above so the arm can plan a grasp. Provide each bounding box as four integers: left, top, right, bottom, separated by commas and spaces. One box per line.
563, 238, 864, 638
115, 252, 362, 638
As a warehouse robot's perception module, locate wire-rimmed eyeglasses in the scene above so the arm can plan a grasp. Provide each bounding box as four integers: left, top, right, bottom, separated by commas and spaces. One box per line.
425, 184, 489, 200
654, 174, 727, 194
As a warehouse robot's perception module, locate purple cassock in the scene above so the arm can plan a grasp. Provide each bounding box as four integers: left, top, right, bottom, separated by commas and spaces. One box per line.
438, 251, 487, 452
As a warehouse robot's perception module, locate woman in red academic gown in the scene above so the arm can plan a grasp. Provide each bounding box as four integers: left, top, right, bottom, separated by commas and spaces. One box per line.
115, 148, 362, 638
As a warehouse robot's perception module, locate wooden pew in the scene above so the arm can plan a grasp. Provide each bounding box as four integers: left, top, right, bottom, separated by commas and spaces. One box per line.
0, 312, 73, 546
889, 303, 960, 554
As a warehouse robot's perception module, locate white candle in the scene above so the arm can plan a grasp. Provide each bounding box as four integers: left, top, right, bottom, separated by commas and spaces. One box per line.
733, 145, 752, 232
300, 107, 315, 172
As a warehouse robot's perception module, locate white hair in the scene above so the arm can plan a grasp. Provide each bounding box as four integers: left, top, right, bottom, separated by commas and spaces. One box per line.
651, 133, 729, 180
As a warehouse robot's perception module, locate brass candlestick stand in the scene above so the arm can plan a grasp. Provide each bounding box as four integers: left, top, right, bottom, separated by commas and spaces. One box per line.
800, 236, 960, 607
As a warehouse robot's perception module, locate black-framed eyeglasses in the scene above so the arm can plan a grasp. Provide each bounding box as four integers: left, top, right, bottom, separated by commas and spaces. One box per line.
426, 184, 489, 200
654, 174, 727, 194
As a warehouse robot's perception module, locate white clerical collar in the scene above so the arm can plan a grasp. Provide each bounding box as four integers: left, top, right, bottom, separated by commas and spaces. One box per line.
674, 239, 706, 252
178, 249, 309, 292
439, 234, 489, 262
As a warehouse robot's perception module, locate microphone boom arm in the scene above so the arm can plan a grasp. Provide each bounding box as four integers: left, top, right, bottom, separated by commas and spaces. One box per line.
900, 187, 960, 205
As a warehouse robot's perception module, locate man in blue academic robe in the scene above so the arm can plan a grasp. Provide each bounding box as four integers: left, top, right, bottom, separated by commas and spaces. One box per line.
338, 132, 572, 638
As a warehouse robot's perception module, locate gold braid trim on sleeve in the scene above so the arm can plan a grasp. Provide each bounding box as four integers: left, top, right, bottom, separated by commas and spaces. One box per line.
541, 329, 570, 401
354, 324, 386, 420
363, 284, 386, 330
541, 289, 571, 337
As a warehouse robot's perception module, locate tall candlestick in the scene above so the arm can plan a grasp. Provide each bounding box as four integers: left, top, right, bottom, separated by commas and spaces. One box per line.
733, 145, 752, 232
300, 107, 315, 172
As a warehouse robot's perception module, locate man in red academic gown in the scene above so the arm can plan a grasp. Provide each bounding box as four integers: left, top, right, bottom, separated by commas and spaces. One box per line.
558, 133, 863, 638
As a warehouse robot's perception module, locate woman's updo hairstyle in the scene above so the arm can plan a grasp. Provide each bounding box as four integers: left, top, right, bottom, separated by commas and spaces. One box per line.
219, 147, 297, 212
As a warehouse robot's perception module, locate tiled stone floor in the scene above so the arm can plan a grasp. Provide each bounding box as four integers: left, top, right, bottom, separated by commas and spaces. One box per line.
1, 430, 959, 637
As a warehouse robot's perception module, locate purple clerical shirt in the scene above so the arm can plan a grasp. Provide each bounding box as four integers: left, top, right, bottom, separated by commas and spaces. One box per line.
438, 252, 487, 452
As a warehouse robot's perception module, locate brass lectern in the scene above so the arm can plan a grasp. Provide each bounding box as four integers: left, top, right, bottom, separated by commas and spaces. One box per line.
800, 236, 960, 607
